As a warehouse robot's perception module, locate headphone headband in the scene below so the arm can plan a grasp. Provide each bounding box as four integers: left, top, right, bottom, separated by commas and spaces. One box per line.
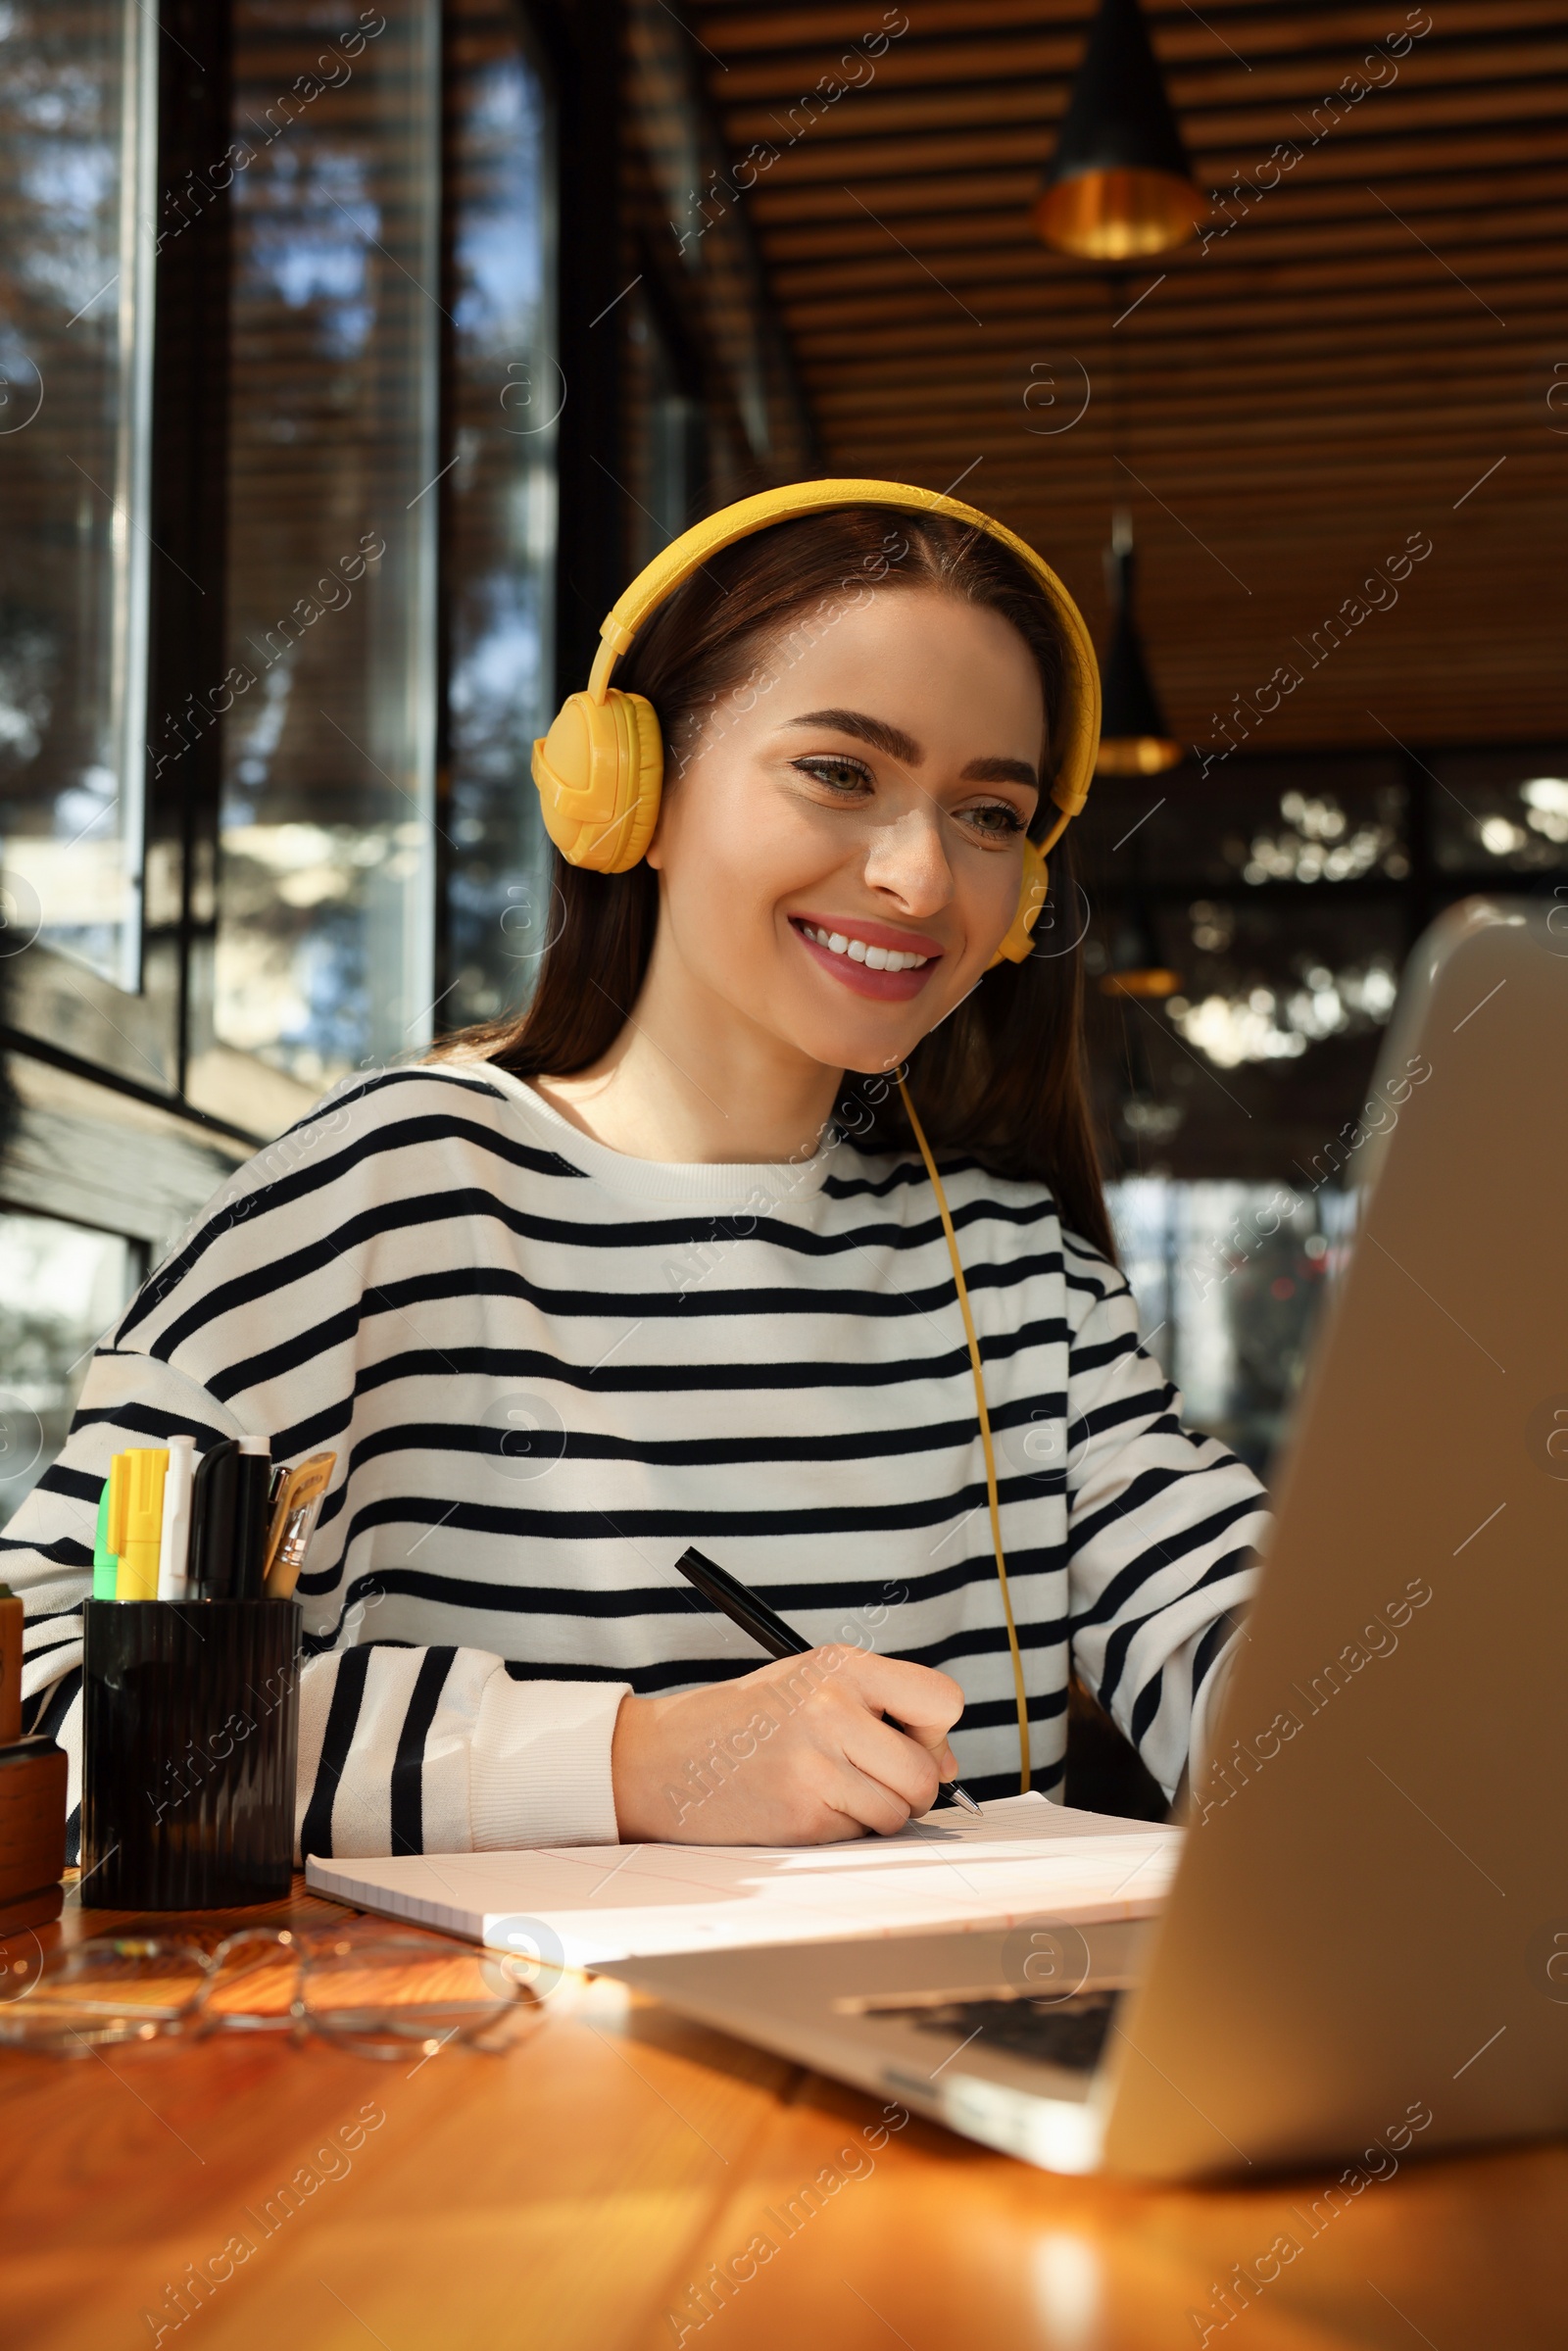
583, 478, 1102, 822
532, 477, 1101, 939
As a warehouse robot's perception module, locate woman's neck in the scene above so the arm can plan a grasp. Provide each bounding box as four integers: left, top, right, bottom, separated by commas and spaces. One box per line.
531, 951, 843, 1167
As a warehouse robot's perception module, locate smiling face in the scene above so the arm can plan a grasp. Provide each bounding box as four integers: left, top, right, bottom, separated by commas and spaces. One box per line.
643, 585, 1047, 1079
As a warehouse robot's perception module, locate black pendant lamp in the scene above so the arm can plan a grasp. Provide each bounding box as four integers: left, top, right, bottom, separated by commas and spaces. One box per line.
1098, 510, 1181, 777
1100, 899, 1180, 1001
1034, 0, 1204, 261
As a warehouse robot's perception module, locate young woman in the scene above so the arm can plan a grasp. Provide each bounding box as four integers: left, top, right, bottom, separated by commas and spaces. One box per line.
3, 486, 1268, 1859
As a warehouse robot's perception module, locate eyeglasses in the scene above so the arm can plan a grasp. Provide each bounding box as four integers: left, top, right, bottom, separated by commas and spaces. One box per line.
0, 1928, 552, 2060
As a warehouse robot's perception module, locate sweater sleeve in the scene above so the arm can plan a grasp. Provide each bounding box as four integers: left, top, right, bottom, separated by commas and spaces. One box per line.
0, 1347, 629, 1860
1059, 1228, 1270, 1800
294, 1640, 627, 1860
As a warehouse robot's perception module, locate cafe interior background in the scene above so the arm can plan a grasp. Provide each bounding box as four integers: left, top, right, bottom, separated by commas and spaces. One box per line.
1, 0, 1562, 1806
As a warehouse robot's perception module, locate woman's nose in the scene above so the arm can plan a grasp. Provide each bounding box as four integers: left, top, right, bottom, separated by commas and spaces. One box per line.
860, 808, 954, 914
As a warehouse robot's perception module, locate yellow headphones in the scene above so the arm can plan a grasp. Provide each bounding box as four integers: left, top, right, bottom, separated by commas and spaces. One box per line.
530, 478, 1102, 970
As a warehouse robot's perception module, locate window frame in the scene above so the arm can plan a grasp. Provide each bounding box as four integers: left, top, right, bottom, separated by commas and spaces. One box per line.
0, 0, 602, 1161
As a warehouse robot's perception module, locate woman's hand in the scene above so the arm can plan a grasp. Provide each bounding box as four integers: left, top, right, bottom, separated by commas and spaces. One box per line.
611, 1646, 965, 1844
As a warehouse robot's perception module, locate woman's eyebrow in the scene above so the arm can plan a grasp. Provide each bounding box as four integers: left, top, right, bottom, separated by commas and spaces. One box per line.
785, 710, 1037, 791
961, 755, 1039, 788
786, 708, 923, 765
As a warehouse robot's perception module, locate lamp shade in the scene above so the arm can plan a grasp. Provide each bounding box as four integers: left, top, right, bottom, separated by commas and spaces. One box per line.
1098, 519, 1182, 775
1034, 0, 1205, 260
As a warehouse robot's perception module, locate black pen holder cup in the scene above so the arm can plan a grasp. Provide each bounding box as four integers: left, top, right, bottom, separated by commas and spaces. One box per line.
81, 1600, 302, 1910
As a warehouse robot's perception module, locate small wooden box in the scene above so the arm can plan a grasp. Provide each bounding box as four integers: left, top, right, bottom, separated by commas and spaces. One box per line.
0, 1737, 69, 1931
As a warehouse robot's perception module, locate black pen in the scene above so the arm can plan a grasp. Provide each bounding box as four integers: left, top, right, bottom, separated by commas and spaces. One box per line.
673, 1545, 983, 1816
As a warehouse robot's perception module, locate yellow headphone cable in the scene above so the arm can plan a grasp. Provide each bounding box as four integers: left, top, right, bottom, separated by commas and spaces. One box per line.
898, 1079, 1033, 1795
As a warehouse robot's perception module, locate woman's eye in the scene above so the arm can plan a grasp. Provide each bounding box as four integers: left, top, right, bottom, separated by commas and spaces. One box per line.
794, 756, 870, 794
963, 802, 1026, 838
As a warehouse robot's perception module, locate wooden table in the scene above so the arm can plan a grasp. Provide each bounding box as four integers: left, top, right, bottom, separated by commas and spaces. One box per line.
4, 1877, 1565, 2351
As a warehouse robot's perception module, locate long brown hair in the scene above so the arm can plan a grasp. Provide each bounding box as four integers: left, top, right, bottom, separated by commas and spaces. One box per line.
438, 505, 1115, 1260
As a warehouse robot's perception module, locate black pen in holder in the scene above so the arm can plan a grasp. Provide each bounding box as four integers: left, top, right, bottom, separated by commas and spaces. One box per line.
81, 1599, 302, 1910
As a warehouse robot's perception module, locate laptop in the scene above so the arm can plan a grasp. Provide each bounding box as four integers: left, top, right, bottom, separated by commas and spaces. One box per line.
601, 898, 1568, 2180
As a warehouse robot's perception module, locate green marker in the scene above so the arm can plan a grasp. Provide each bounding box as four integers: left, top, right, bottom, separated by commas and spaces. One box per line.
92, 1479, 119, 1599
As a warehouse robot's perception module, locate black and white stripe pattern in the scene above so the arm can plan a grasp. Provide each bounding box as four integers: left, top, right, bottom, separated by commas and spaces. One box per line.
0, 1062, 1269, 1857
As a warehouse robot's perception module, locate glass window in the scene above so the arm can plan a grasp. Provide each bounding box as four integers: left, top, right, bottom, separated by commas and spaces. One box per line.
1076, 757, 1408, 894
0, 1210, 139, 1527
1108, 1178, 1358, 1481
195, 0, 442, 1104
0, 0, 157, 992
1083, 894, 1409, 1185
1138, 897, 1402, 1071
623, 285, 705, 574
1428, 746, 1568, 878
444, 0, 559, 1031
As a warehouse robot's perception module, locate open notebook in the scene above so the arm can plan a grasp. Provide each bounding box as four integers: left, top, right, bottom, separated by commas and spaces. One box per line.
305, 1795, 1179, 1968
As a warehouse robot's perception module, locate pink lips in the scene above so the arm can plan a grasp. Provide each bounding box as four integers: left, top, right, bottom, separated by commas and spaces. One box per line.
788, 916, 944, 1004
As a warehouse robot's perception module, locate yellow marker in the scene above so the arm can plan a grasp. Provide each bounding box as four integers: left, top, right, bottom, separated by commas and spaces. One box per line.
104, 1452, 132, 1586
116, 1449, 169, 1600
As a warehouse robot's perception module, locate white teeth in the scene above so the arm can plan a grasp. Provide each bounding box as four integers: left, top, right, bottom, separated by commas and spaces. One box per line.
802, 923, 929, 971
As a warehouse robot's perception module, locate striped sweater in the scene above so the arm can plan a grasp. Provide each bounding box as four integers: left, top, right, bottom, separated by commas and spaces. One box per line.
1, 1062, 1269, 1857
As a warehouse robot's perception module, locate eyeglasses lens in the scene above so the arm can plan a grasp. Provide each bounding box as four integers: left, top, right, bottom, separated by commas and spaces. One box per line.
299, 1937, 538, 2058
0, 1939, 212, 2053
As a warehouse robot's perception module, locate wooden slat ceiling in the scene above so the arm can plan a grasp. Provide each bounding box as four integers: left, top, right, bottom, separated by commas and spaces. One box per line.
692, 0, 1568, 752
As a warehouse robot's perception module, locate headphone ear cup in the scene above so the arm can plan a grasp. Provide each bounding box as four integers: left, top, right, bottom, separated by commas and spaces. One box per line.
987, 838, 1052, 970
531, 688, 664, 873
